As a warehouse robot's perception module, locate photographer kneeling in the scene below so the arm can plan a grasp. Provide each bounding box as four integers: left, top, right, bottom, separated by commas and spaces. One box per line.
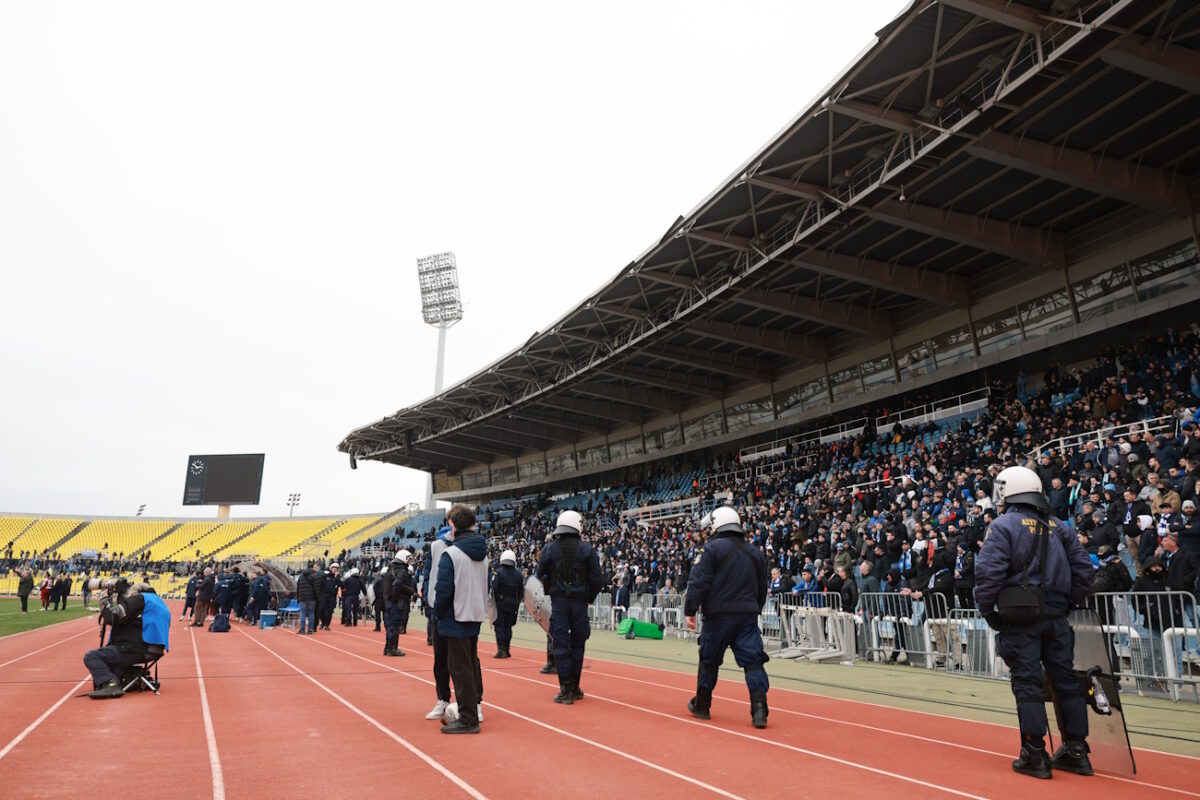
83, 579, 171, 699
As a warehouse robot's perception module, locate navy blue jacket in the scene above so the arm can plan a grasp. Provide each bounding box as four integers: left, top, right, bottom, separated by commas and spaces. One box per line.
974, 504, 1092, 615
214, 573, 232, 605
683, 531, 768, 617
536, 534, 603, 602
185, 576, 199, 600
491, 564, 524, 610
434, 533, 489, 638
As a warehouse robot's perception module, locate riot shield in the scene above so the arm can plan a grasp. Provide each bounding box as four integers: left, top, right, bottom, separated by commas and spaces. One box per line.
487, 594, 498, 627
523, 576, 552, 635
1045, 609, 1136, 776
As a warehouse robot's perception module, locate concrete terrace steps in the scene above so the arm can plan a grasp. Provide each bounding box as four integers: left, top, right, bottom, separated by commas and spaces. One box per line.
162, 522, 225, 561
46, 520, 91, 555
203, 521, 270, 561
130, 521, 185, 559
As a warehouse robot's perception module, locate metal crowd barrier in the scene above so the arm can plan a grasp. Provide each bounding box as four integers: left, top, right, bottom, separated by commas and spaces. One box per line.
1088, 591, 1200, 702
857, 592, 950, 669
945, 609, 1008, 680
774, 593, 855, 662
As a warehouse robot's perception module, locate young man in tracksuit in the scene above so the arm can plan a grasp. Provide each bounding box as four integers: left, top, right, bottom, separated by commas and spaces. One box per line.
423, 527, 455, 721
434, 504, 489, 734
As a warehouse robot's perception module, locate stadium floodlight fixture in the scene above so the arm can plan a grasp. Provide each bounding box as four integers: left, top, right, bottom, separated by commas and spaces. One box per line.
136, 504, 146, 517
416, 251, 464, 326
287, 492, 301, 517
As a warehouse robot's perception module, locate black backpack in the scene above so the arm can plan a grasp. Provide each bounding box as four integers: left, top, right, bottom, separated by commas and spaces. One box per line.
209, 613, 231, 633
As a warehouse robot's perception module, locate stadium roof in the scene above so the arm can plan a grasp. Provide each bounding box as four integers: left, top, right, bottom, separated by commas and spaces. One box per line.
342, 0, 1199, 474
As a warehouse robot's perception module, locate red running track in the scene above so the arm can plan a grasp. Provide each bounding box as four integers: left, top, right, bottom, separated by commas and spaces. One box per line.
0, 607, 1196, 800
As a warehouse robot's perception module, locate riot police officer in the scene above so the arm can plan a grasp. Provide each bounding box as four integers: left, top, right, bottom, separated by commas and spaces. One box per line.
385, 550, 416, 656
683, 506, 770, 728
975, 465, 1095, 779
536, 510, 602, 703
491, 549, 522, 658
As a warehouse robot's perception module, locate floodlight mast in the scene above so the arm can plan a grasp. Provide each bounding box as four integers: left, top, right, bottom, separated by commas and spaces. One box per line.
415, 251, 464, 509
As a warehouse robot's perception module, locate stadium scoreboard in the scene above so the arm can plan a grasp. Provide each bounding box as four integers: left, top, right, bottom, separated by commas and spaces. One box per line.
183, 453, 265, 506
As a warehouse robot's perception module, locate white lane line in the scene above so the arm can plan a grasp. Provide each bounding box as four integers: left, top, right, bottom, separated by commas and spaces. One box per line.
0, 629, 92, 669
190, 630, 227, 800
497, 636, 1200, 764
235, 628, 488, 800
495, 668, 988, 800
311, 632, 744, 800
516, 662, 1200, 800
0, 677, 88, 760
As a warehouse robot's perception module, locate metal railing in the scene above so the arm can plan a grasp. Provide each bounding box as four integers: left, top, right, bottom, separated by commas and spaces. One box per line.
875, 388, 991, 431
739, 417, 868, 463
620, 496, 699, 527
1027, 414, 1178, 460
856, 592, 951, 669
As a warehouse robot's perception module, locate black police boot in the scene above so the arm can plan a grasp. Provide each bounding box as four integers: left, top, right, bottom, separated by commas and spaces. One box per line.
688, 687, 712, 720
749, 692, 768, 729
1012, 742, 1052, 779
1050, 740, 1093, 776
89, 679, 124, 700
571, 683, 584, 701
373, 625, 381, 632
539, 659, 556, 675
553, 683, 575, 705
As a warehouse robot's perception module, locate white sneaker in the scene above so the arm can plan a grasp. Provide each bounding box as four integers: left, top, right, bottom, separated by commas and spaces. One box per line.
477, 704, 484, 722
425, 700, 449, 720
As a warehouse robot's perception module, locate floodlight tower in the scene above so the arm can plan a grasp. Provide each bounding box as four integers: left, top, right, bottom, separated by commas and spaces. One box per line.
416, 252, 464, 509
416, 252, 464, 394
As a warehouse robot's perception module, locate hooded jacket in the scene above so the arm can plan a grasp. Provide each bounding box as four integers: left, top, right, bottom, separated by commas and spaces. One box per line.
434, 533, 490, 638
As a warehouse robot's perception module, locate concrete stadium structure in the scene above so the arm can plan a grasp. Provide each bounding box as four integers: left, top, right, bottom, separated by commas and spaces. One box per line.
341, 0, 1200, 503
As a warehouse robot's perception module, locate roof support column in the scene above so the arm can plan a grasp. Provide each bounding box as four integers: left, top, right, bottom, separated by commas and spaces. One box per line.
1063, 265, 1080, 324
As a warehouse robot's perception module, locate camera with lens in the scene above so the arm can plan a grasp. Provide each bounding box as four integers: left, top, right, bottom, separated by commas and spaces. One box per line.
88, 577, 131, 594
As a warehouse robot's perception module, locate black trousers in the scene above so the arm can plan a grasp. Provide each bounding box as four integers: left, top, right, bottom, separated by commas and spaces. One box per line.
19, 595, 28, 612
431, 620, 451, 702
84, 646, 144, 688
494, 602, 518, 652
445, 635, 482, 725
996, 615, 1087, 743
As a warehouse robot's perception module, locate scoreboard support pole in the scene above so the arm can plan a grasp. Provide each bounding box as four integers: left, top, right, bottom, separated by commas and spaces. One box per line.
217, 505, 231, 520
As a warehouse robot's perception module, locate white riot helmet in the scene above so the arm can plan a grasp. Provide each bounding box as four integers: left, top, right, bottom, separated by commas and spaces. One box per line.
708, 505, 744, 535
555, 510, 584, 537
993, 466, 1050, 513
395, 549, 412, 565
500, 549, 517, 565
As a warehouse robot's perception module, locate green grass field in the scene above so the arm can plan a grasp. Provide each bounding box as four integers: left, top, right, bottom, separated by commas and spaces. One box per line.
0, 596, 95, 637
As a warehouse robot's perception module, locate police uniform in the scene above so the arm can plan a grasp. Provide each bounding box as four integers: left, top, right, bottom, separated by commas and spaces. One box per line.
683, 506, 770, 728
975, 466, 1095, 778
491, 552, 523, 658
385, 554, 416, 656
536, 511, 602, 703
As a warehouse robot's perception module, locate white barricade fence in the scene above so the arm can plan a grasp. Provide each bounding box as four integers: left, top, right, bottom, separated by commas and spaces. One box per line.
771, 592, 855, 663
857, 592, 950, 669
1088, 591, 1200, 702
945, 608, 1008, 679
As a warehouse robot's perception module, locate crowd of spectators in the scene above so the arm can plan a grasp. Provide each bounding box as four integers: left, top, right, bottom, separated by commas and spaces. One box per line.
5, 328, 1200, 631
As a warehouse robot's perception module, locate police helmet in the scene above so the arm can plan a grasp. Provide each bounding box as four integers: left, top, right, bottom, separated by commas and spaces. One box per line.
500, 549, 517, 565
395, 549, 412, 565
708, 505, 744, 535
992, 466, 1051, 513
554, 510, 584, 537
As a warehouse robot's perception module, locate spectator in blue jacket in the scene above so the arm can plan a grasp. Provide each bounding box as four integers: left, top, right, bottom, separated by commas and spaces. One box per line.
434, 505, 489, 734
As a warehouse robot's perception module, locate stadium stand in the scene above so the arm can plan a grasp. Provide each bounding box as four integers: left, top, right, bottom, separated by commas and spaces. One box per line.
210, 517, 340, 561
57, 519, 176, 560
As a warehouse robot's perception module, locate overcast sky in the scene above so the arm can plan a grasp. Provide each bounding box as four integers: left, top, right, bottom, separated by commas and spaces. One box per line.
0, 0, 910, 519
